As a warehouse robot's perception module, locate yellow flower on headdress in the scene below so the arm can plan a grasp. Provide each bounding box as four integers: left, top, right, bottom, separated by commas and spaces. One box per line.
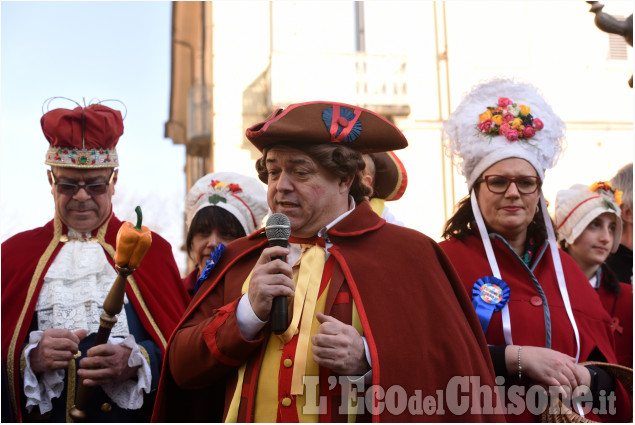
511, 118, 523, 129
589, 181, 602, 192
589, 181, 622, 205
519, 105, 531, 115
491, 114, 503, 125
479, 110, 493, 122
615, 190, 623, 206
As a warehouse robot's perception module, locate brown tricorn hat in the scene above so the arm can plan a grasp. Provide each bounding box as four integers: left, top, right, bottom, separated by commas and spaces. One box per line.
369, 151, 408, 201
246, 101, 408, 154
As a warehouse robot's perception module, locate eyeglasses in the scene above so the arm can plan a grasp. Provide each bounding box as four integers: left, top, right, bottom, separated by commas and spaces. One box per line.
50, 169, 115, 196
478, 175, 542, 194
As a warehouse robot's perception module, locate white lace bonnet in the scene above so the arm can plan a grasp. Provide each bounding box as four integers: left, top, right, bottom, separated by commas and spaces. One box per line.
442, 78, 566, 188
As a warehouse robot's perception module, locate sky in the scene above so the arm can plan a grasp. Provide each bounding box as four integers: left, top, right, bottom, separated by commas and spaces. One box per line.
0, 1, 189, 271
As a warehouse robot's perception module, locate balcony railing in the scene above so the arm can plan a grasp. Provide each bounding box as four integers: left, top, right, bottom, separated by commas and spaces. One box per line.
267, 51, 410, 116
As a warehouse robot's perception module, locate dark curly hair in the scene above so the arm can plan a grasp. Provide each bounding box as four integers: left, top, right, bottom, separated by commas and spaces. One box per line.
441, 193, 548, 248
255, 143, 372, 204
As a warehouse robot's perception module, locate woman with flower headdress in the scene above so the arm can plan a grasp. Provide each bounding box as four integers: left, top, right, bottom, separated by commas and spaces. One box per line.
184, 172, 268, 297
555, 182, 633, 368
439, 78, 630, 422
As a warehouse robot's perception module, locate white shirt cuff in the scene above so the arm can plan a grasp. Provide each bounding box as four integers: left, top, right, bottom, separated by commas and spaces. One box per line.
345, 336, 373, 385
236, 294, 267, 340
101, 335, 151, 410
23, 331, 65, 415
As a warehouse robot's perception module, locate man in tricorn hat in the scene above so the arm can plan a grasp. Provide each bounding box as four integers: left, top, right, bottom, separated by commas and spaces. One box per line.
153, 101, 503, 422
1, 100, 190, 421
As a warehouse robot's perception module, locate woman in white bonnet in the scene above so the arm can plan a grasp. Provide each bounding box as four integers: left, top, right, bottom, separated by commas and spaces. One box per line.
555, 182, 632, 368
183, 172, 268, 297
439, 78, 629, 421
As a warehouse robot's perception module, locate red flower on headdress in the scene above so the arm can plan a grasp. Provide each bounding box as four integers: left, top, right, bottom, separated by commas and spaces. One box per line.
228, 183, 242, 193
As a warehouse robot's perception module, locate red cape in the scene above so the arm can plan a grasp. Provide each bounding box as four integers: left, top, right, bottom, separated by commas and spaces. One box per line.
1, 213, 190, 421
153, 201, 504, 422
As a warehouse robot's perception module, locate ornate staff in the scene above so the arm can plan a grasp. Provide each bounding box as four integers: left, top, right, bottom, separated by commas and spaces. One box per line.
69, 206, 152, 420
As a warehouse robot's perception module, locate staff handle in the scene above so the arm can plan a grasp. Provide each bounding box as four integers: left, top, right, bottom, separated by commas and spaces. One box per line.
68, 266, 133, 421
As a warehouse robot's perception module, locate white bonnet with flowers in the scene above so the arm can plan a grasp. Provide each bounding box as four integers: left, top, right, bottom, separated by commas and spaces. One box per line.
442, 78, 583, 363
185, 172, 268, 236
556, 182, 623, 253
442, 78, 566, 189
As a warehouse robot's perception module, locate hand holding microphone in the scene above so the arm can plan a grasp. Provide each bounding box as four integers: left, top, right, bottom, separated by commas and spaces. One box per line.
246, 213, 294, 332
265, 213, 292, 333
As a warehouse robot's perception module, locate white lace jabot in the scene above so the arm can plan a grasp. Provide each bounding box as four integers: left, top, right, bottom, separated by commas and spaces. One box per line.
35, 230, 129, 336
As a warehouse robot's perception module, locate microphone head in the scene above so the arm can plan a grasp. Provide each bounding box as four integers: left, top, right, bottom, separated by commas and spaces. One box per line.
265, 213, 291, 241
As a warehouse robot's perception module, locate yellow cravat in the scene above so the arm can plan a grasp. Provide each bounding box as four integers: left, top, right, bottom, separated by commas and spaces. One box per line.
227, 244, 326, 422
279, 244, 326, 395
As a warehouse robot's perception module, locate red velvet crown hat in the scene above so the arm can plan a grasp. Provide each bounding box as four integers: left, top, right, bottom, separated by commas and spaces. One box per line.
369, 151, 408, 201
245, 101, 408, 154
42, 102, 123, 168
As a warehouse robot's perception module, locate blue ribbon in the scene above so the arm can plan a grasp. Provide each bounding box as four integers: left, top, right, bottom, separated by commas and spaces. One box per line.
471, 276, 510, 335
193, 244, 225, 295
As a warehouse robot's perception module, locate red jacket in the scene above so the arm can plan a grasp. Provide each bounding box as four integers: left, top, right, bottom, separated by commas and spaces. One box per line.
153, 201, 504, 422
597, 272, 632, 368
440, 234, 630, 422
1, 213, 190, 422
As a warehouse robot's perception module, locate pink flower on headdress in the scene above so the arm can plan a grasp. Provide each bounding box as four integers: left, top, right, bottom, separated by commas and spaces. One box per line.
505, 129, 519, 142
499, 122, 511, 136
503, 113, 515, 123
523, 126, 536, 138
477, 119, 493, 133
533, 118, 544, 130
498, 98, 513, 108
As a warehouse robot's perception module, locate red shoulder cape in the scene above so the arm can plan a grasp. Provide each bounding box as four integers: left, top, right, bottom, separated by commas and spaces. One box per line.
1, 213, 190, 421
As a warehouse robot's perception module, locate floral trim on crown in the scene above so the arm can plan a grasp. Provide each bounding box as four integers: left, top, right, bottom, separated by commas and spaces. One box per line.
590, 181, 622, 208
198, 180, 243, 205
477, 97, 544, 142
45, 146, 118, 167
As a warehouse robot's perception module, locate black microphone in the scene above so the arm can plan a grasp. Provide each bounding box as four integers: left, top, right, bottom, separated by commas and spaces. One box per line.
265, 213, 291, 334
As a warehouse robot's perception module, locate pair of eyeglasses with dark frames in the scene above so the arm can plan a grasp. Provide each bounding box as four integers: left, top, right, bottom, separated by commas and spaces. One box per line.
50, 169, 115, 196
477, 175, 542, 194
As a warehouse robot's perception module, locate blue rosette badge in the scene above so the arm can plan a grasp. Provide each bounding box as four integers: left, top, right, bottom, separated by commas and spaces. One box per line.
471, 276, 510, 335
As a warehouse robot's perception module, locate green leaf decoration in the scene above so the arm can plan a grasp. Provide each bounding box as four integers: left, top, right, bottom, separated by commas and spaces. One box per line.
602, 199, 616, 212
209, 194, 227, 205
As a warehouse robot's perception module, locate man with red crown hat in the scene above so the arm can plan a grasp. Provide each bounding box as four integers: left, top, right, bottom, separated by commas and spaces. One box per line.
1, 99, 190, 421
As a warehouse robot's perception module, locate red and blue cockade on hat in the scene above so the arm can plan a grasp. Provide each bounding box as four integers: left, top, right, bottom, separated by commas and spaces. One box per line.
471, 276, 510, 335
322, 105, 362, 143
